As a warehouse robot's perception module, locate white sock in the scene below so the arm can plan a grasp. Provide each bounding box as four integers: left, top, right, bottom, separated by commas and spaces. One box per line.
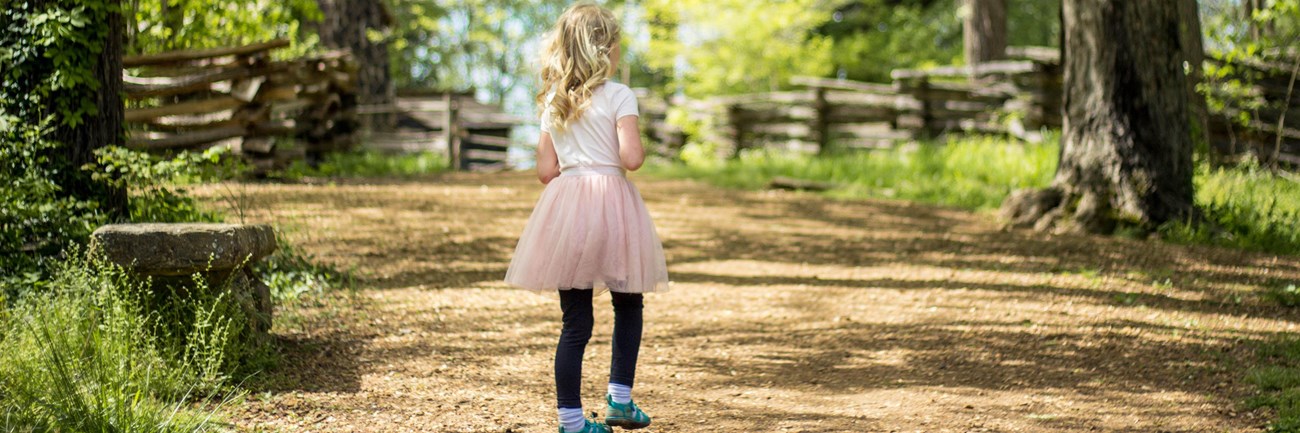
608, 383, 632, 404
558, 407, 586, 432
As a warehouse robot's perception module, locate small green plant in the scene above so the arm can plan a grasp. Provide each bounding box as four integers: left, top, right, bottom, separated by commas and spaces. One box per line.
258, 236, 352, 305
1266, 284, 1300, 308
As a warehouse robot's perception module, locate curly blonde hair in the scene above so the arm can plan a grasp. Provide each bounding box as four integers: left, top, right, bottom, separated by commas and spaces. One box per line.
537, 2, 621, 133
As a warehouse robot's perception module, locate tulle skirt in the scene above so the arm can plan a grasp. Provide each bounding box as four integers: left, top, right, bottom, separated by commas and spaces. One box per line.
504, 166, 670, 294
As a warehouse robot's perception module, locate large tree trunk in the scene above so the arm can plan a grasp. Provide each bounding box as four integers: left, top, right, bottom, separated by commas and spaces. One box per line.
1000, 0, 1199, 234
53, 0, 129, 220
961, 0, 1007, 66
314, 0, 394, 108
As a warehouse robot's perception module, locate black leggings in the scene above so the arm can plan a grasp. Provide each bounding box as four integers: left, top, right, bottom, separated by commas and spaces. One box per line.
555, 289, 643, 409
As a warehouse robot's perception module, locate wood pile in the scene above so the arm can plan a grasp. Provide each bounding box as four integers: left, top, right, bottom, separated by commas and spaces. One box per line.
122, 39, 358, 172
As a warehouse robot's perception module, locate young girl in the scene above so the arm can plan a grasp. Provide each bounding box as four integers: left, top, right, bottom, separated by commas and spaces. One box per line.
503, 3, 669, 433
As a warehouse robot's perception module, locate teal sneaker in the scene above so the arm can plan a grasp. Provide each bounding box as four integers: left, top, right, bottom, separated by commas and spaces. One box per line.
559, 418, 611, 433
604, 394, 652, 429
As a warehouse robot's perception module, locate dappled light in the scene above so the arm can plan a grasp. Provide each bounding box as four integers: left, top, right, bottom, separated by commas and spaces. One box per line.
196, 172, 1298, 431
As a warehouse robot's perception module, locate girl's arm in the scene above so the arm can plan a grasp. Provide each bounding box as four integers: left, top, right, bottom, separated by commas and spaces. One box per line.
616, 116, 644, 171
536, 132, 561, 184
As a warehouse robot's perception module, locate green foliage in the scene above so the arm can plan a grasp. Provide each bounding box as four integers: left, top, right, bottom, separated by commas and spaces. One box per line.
95, 146, 239, 223
642, 0, 834, 97
645, 134, 1059, 210
0, 118, 105, 291
1161, 161, 1300, 256
0, 251, 236, 432
258, 238, 352, 305
388, 0, 573, 103
128, 0, 321, 56
816, 0, 962, 83
0, 0, 113, 129
277, 150, 449, 179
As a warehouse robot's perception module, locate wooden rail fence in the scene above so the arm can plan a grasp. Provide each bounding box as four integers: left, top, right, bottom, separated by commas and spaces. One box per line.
1206, 52, 1300, 167
639, 46, 1062, 157
123, 39, 359, 172
356, 91, 523, 171
642, 45, 1299, 169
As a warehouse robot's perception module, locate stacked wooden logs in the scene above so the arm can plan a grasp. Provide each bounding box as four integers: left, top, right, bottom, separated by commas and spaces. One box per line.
122, 39, 359, 172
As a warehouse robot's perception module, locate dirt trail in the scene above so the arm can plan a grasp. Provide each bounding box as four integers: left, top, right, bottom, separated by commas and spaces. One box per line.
196, 172, 1300, 432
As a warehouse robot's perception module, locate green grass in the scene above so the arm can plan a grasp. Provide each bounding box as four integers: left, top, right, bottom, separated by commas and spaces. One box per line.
0, 252, 237, 432
277, 151, 450, 179
646, 134, 1059, 211
1162, 162, 1300, 256
647, 134, 1300, 256
1248, 338, 1300, 432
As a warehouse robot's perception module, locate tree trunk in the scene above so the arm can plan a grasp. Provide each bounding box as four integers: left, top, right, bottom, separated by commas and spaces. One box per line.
1000, 0, 1199, 234
314, 0, 394, 109
1178, 0, 1210, 159
962, 0, 1007, 66
53, 0, 129, 220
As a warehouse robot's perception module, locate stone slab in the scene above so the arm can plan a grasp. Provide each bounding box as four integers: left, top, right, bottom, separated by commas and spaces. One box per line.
91, 223, 277, 276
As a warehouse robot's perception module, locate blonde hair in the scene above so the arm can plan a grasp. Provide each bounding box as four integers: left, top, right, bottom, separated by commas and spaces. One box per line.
537, 2, 621, 133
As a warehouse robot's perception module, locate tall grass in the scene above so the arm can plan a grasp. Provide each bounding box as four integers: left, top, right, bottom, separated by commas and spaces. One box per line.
1162, 161, 1300, 256
0, 252, 238, 432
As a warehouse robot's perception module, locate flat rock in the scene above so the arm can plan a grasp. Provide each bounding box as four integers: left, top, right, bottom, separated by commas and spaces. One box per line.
91, 223, 277, 276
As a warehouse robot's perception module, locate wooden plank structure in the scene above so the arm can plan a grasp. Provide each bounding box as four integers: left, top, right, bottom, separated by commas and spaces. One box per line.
355, 91, 524, 171
122, 39, 359, 172
643, 45, 1298, 169
638, 46, 1063, 157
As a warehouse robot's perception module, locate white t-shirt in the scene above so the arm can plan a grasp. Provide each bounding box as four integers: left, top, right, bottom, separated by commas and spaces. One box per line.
541, 82, 639, 171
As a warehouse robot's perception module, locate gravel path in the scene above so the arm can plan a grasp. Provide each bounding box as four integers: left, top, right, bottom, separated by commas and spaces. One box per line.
196, 172, 1300, 432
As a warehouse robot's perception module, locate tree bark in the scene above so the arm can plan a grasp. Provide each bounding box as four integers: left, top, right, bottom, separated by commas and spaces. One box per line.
314, 0, 394, 108
962, 0, 1007, 66
1000, 0, 1199, 234
1178, 0, 1210, 159
52, 0, 128, 220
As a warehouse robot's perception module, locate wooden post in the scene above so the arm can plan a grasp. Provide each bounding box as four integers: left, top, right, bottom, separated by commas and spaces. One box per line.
728, 104, 746, 158
444, 92, 461, 170
918, 77, 935, 138
813, 87, 831, 154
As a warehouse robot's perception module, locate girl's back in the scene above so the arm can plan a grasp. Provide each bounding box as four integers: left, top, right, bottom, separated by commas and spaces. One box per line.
543, 82, 639, 171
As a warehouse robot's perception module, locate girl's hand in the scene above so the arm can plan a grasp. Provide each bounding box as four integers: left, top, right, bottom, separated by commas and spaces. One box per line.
536, 132, 560, 184
617, 116, 644, 171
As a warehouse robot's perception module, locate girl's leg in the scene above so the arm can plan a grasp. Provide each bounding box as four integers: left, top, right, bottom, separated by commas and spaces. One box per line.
608, 291, 643, 401
556, 289, 594, 419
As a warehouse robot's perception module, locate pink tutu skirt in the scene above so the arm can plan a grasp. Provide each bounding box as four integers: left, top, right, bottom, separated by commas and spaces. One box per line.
505, 165, 670, 294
